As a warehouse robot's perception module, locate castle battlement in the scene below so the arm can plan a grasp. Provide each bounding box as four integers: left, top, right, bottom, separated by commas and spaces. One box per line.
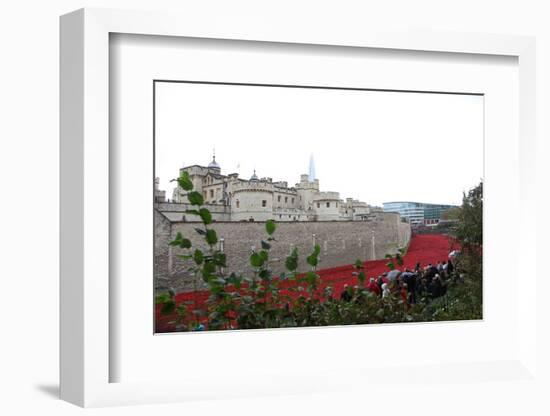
231, 181, 277, 193
314, 191, 340, 201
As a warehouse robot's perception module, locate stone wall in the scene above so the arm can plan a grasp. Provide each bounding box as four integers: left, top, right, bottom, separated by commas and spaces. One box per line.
155, 202, 231, 222
155, 210, 411, 293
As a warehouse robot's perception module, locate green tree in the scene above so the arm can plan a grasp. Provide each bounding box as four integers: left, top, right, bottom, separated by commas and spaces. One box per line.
455, 181, 483, 247
440, 206, 461, 221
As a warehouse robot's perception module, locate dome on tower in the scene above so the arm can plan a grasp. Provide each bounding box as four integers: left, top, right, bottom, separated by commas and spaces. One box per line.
208, 151, 220, 170
250, 169, 259, 181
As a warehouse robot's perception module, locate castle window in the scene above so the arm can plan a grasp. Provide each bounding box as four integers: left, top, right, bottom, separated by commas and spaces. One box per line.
236, 200, 240, 208
278, 195, 281, 202
326, 202, 330, 208
291, 198, 295, 204
262, 200, 267, 207
317, 203, 320, 208
285, 197, 288, 203
210, 190, 214, 198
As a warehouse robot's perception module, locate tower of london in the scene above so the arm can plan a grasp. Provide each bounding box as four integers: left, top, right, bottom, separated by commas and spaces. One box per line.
156, 153, 374, 222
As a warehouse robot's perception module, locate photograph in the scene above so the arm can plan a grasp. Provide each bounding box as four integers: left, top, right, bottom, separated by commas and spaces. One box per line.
153, 80, 484, 332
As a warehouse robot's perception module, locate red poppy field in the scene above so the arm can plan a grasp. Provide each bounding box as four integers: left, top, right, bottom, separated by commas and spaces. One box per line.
155, 233, 457, 332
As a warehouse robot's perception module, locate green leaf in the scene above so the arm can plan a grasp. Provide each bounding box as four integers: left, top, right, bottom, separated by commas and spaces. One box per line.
227, 273, 243, 288
266, 219, 276, 235
193, 249, 204, 265
358, 271, 366, 285
226, 272, 237, 283
199, 208, 213, 225
155, 293, 171, 304
213, 252, 226, 267
306, 254, 318, 267
202, 261, 216, 280
169, 232, 183, 246
386, 262, 395, 270
259, 269, 271, 280
169, 232, 192, 249
261, 240, 271, 250
160, 300, 176, 315
205, 229, 218, 245
354, 259, 363, 269
305, 272, 318, 285
259, 250, 269, 262
250, 252, 264, 268
285, 256, 298, 272
179, 238, 192, 249
187, 191, 204, 206
385, 254, 394, 259
177, 171, 194, 191
312, 244, 321, 256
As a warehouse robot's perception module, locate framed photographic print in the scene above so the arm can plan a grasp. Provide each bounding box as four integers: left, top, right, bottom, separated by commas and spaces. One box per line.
60, 7, 538, 409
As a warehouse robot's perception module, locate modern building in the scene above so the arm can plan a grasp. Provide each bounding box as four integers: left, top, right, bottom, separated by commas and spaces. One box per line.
382, 201, 457, 227
159, 153, 375, 222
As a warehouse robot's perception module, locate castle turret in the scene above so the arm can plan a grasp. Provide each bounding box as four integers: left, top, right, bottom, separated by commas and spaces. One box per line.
230, 179, 274, 222
296, 173, 320, 212
313, 192, 341, 221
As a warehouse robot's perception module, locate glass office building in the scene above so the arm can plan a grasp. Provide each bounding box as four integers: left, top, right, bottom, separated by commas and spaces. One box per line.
382, 201, 457, 226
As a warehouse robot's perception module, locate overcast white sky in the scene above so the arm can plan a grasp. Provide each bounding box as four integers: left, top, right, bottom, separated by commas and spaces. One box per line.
155, 82, 483, 206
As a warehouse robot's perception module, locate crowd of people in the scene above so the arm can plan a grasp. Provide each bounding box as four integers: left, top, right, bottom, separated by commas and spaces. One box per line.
340, 258, 457, 307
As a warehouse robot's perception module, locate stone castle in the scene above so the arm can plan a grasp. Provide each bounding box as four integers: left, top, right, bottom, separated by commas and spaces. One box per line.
154, 153, 411, 292
156, 153, 376, 222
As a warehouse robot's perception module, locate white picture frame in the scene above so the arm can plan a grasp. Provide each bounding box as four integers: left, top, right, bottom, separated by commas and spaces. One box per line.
60, 7, 538, 408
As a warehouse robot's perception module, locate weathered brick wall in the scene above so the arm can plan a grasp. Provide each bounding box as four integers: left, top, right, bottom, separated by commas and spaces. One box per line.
155, 211, 411, 292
